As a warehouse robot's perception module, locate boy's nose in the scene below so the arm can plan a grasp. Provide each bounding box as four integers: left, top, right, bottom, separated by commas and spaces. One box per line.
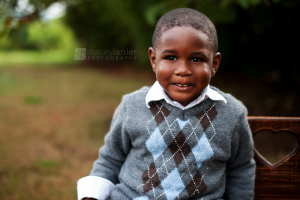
175, 61, 192, 77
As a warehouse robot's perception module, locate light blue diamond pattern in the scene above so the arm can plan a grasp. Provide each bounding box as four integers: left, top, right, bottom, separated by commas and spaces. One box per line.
161, 168, 185, 200
192, 133, 214, 169
177, 117, 189, 130
146, 127, 168, 161
133, 196, 149, 200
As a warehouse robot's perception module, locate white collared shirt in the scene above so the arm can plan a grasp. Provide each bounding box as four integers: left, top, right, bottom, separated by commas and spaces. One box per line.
146, 81, 227, 110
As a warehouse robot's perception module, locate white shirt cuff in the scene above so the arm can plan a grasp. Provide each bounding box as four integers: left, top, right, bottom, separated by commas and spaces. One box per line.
77, 176, 115, 200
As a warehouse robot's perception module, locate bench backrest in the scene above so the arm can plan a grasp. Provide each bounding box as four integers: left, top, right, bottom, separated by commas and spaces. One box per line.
247, 117, 300, 199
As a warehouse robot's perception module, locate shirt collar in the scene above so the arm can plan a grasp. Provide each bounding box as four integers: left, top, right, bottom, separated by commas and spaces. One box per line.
145, 81, 227, 110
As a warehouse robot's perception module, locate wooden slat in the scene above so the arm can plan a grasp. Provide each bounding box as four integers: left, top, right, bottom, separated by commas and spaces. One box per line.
247, 117, 300, 200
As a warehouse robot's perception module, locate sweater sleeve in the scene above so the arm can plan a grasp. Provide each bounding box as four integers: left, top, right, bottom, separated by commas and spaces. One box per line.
225, 110, 256, 200
80, 95, 131, 199
91, 95, 131, 182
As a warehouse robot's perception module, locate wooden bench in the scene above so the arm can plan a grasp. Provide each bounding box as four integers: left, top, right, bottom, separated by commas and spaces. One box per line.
247, 117, 300, 199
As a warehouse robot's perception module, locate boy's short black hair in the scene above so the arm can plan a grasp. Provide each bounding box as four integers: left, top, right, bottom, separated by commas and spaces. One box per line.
152, 8, 218, 54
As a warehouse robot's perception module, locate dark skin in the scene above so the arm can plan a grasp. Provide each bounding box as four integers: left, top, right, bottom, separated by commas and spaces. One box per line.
81, 27, 221, 200
149, 27, 221, 107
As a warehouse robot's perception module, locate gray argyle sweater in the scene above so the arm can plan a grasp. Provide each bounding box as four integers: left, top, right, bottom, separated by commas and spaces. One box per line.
90, 86, 255, 200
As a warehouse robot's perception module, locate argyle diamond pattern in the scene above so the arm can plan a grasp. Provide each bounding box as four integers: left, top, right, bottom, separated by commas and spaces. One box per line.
177, 118, 189, 130
168, 131, 192, 166
161, 168, 185, 200
146, 127, 168, 161
139, 102, 218, 199
192, 133, 214, 169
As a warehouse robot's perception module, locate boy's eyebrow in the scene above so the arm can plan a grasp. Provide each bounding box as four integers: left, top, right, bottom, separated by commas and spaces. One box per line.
161, 50, 208, 58
191, 51, 207, 57
161, 49, 177, 54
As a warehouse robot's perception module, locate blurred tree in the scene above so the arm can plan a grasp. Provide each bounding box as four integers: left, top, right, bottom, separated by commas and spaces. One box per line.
0, 0, 60, 42
1, 0, 299, 86
214, 0, 300, 86
0, 0, 77, 51
65, 0, 299, 86
64, 0, 258, 64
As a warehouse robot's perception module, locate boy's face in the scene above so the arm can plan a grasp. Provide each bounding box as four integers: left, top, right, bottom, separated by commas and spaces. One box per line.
149, 27, 221, 107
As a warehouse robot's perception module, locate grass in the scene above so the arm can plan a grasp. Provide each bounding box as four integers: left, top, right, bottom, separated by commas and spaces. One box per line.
0, 65, 154, 200
0, 50, 75, 66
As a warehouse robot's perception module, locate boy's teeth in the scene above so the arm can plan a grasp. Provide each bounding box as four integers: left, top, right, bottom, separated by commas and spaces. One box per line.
176, 83, 188, 86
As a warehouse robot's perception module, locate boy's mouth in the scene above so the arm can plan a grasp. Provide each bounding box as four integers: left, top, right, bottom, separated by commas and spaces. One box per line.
172, 83, 193, 91
173, 83, 192, 87
175, 83, 190, 87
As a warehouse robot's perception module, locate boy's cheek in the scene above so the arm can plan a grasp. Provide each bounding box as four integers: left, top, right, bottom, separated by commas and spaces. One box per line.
156, 67, 170, 78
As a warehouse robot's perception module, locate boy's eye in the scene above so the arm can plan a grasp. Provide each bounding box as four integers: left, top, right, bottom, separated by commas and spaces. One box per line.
165, 56, 177, 60
191, 57, 202, 62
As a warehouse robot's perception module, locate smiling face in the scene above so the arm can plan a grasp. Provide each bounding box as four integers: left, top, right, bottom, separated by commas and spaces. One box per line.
149, 26, 221, 107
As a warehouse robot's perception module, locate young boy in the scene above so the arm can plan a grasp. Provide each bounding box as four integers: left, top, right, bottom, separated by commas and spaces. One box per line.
78, 8, 255, 200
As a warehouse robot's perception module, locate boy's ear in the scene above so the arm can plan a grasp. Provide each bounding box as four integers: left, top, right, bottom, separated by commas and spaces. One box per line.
211, 52, 221, 77
148, 47, 156, 73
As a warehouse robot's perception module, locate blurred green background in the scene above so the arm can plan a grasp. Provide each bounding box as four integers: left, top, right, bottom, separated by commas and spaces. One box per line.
0, 0, 299, 199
